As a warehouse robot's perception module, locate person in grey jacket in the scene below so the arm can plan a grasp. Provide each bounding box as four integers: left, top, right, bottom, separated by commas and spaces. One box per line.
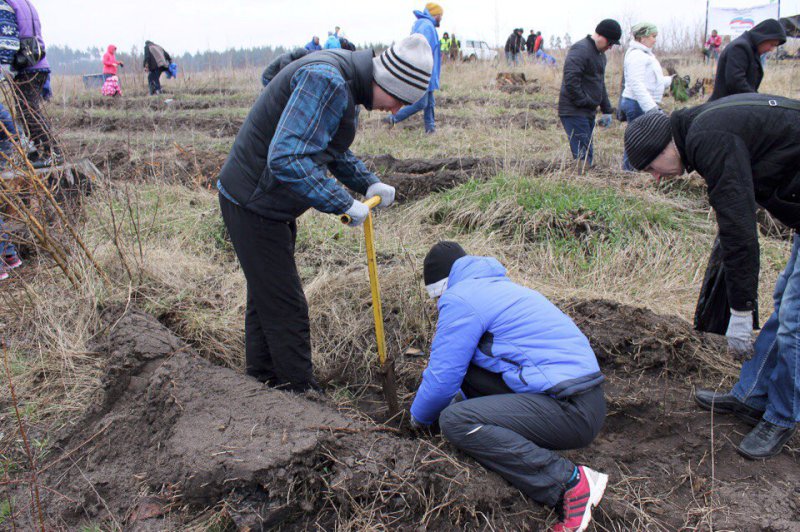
557, 19, 621, 168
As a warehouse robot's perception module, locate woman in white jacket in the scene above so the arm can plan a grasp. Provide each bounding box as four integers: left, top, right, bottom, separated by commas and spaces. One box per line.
620, 23, 673, 171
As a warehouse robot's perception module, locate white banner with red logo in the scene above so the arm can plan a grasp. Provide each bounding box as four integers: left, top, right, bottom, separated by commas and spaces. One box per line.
708, 3, 780, 37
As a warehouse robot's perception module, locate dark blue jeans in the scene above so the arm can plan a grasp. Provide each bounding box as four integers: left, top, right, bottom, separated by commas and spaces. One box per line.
0, 102, 17, 158
560, 115, 595, 167
732, 235, 800, 428
148, 70, 163, 95
620, 97, 645, 171
0, 216, 15, 257
392, 90, 435, 133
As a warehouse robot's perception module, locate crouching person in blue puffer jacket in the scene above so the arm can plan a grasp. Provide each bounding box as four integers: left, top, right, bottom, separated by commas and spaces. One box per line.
410, 241, 608, 532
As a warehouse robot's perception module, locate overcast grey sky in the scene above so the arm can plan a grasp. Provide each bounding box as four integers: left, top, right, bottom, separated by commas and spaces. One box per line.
37, 0, 800, 54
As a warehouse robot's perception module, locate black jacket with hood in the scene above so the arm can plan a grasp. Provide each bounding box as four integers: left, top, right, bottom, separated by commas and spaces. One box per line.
218, 49, 375, 222
709, 19, 786, 101
671, 93, 800, 311
558, 36, 612, 118
504, 32, 520, 53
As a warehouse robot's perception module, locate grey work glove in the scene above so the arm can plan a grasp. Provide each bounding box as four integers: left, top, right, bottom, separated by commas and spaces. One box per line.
726, 309, 754, 359
344, 199, 369, 227
366, 182, 396, 208
597, 114, 613, 128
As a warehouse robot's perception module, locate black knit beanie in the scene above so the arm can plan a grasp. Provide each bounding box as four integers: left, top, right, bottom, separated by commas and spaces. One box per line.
624, 111, 673, 171
595, 19, 622, 45
423, 241, 467, 286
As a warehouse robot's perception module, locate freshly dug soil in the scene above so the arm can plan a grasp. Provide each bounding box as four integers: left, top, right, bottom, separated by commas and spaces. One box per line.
23, 310, 534, 530
363, 154, 552, 201
11, 301, 800, 530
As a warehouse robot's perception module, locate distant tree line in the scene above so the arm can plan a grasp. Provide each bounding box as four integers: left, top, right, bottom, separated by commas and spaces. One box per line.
46, 43, 389, 75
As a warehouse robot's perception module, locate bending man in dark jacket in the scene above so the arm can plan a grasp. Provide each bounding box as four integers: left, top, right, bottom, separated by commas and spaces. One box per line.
709, 19, 786, 101
216, 36, 432, 392
558, 19, 621, 168
624, 94, 800, 459
143, 40, 172, 95
411, 241, 608, 532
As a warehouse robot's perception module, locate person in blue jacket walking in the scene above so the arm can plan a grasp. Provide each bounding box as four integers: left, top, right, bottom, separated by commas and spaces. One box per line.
305, 36, 321, 52
324, 32, 341, 49
382, 3, 442, 133
410, 241, 609, 532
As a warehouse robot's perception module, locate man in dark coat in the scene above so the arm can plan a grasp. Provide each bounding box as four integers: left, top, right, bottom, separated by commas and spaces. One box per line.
558, 19, 621, 168
261, 48, 309, 87
216, 36, 432, 393
143, 40, 172, 95
526, 30, 536, 56
624, 94, 800, 460
709, 19, 786, 101
504, 30, 519, 66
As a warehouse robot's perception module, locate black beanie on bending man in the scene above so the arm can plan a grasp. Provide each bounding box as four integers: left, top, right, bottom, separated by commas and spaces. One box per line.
623, 111, 673, 171
423, 241, 467, 298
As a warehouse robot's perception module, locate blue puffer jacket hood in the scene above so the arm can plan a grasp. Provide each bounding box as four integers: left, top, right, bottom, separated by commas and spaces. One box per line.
410, 256, 604, 425
411, 8, 441, 90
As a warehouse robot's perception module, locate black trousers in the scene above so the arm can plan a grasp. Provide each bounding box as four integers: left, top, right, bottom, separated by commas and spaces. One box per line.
441, 368, 605, 507
219, 194, 317, 391
148, 70, 163, 95
12, 71, 58, 156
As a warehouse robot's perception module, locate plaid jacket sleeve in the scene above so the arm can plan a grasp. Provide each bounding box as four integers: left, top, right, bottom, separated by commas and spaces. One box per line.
267, 63, 357, 215
327, 149, 379, 195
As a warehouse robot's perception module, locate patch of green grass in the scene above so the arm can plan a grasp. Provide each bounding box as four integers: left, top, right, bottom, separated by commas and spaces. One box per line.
430, 174, 708, 267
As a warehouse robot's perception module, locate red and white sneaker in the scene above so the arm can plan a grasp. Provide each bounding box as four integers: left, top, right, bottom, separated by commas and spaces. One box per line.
550, 466, 609, 532
0, 266, 8, 281
3, 254, 21, 269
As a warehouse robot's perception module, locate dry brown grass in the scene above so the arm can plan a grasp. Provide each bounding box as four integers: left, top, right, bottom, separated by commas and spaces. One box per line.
1, 50, 797, 529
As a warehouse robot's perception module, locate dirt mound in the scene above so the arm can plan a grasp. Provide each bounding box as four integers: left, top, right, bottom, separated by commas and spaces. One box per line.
363, 154, 552, 201
563, 298, 737, 378
12, 303, 800, 530
24, 310, 532, 530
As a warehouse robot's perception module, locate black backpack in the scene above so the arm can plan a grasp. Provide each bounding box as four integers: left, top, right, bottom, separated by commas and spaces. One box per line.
12, 0, 46, 71
13, 37, 45, 71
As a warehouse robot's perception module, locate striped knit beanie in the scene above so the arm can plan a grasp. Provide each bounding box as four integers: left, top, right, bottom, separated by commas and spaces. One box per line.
372, 34, 433, 105
624, 111, 673, 171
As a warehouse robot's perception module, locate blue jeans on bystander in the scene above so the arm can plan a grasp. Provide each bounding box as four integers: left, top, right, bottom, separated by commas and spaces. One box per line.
391, 90, 436, 133
560, 115, 595, 167
0, 216, 16, 258
620, 97, 645, 171
732, 235, 800, 428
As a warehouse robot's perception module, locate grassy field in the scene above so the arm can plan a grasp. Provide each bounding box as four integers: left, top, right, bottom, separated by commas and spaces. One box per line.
1, 52, 799, 530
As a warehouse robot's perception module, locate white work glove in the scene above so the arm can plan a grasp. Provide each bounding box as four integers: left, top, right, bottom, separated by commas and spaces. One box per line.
366, 182, 396, 208
343, 199, 369, 227
597, 114, 613, 128
726, 309, 754, 359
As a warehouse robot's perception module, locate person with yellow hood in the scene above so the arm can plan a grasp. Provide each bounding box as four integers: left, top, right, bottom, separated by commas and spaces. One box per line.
383, 3, 443, 134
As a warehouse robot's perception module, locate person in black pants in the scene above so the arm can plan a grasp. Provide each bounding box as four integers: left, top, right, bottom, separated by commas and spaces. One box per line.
216, 36, 433, 392
143, 40, 171, 95
410, 242, 608, 532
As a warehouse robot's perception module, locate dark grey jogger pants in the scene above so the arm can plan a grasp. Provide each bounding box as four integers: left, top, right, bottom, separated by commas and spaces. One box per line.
439, 384, 606, 507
